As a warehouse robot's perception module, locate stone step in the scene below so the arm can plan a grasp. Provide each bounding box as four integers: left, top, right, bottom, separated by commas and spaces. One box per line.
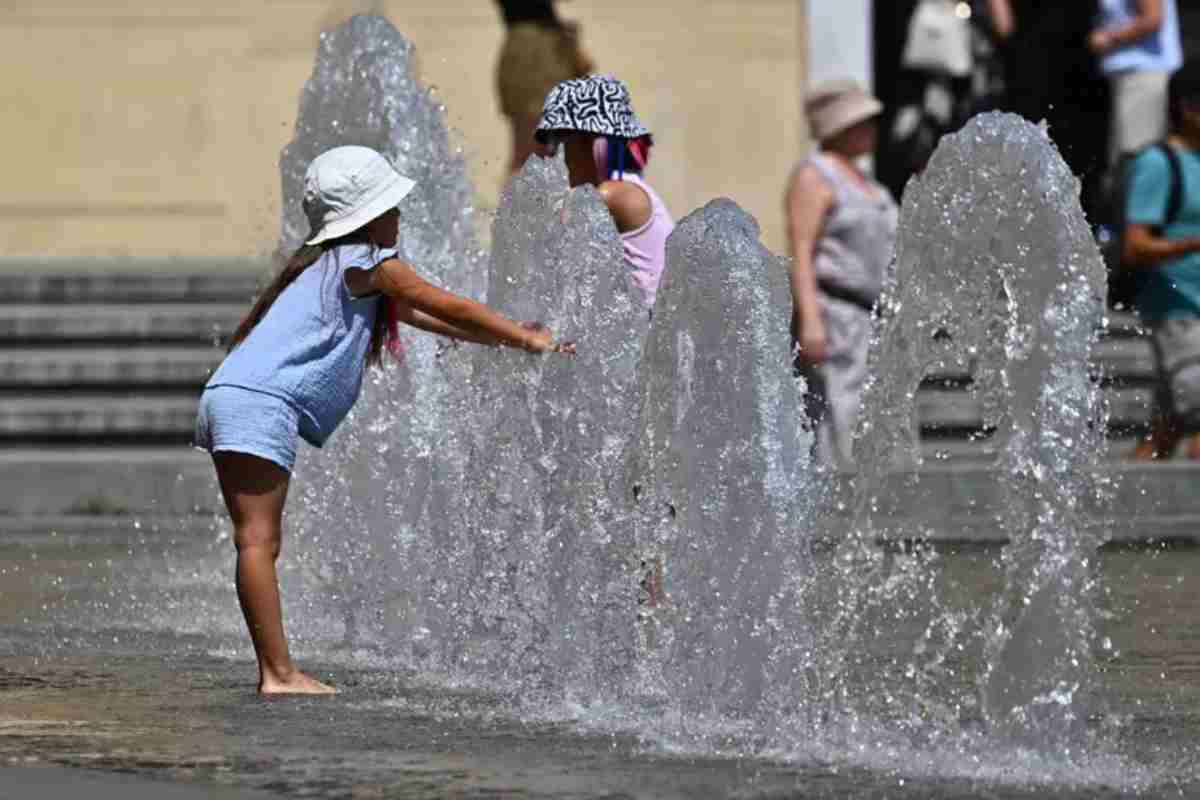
0, 303, 244, 343
1, 447, 1198, 541
0, 347, 222, 387
851, 463, 1200, 544
915, 336, 1155, 385
0, 339, 1157, 386
1102, 311, 1143, 338
920, 436, 1142, 463
1090, 336, 1154, 382
0, 347, 1155, 390
916, 386, 1154, 433
0, 265, 264, 304
0, 447, 217, 516
0, 394, 199, 438
0, 387, 1156, 442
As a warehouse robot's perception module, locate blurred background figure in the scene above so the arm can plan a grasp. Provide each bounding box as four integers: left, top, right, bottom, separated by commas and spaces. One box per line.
1091, 0, 1183, 168
787, 80, 899, 469
1118, 61, 1200, 460
1092, 1, 1183, 309
494, 1, 594, 178
535, 74, 674, 310
1004, 3, 1112, 218
875, 1, 1111, 219
876, 0, 1014, 198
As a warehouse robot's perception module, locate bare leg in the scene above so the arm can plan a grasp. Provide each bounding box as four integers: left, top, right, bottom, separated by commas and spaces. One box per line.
639, 556, 666, 608
1130, 412, 1180, 460
213, 451, 336, 695
1185, 432, 1200, 460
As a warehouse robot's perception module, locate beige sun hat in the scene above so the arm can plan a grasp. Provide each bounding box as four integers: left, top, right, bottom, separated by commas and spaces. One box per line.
303, 146, 416, 246
805, 79, 884, 143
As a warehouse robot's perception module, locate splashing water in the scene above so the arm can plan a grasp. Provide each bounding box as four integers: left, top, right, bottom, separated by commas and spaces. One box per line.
823, 114, 1110, 752
415, 154, 649, 696
280, 14, 487, 656
279, 17, 1127, 774
277, 15, 653, 701
279, 14, 483, 292
626, 199, 819, 742
124, 15, 1162, 791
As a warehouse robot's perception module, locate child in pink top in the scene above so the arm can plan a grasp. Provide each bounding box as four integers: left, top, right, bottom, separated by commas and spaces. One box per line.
535, 74, 675, 309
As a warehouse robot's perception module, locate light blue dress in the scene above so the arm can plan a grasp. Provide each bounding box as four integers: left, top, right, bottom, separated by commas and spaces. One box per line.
195, 243, 395, 471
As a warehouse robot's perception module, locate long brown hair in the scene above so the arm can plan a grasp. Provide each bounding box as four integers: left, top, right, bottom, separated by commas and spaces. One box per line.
227, 238, 389, 366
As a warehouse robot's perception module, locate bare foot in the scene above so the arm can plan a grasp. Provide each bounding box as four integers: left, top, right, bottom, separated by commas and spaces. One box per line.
1185, 434, 1200, 461
1129, 439, 1169, 461
259, 670, 338, 695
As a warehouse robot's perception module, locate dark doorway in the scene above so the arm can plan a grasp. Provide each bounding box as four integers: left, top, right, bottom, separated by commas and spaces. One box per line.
1183, 3, 1200, 59
873, 0, 1110, 219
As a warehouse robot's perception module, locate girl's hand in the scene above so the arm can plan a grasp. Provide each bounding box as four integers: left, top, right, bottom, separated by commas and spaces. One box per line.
521, 322, 576, 355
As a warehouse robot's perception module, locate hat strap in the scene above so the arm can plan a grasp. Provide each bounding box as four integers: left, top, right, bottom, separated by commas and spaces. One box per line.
601, 136, 627, 180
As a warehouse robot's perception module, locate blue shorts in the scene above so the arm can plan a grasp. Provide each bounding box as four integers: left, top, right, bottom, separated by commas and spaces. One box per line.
194, 385, 308, 473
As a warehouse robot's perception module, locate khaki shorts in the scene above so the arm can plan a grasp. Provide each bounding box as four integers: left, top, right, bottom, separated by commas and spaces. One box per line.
497, 22, 590, 119
1109, 70, 1170, 165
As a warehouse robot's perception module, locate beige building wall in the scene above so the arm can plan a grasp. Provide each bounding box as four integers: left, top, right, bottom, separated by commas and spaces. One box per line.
1, 1, 808, 263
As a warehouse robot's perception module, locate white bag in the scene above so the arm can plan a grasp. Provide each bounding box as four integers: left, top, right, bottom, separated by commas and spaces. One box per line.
901, 0, 973, 78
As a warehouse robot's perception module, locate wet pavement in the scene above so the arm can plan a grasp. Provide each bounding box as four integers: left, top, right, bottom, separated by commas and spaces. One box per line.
2, 522, 1200, 799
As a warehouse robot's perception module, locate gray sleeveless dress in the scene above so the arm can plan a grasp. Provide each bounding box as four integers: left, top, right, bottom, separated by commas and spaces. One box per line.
796, 152, 898, 468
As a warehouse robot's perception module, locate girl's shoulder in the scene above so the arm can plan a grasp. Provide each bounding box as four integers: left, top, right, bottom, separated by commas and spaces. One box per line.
322, 243, 400, 272
598, 179, 652, 233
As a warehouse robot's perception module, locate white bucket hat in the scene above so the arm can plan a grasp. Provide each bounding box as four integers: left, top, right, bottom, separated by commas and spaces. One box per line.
303, 146, 416, 246
805, 79, 883, 143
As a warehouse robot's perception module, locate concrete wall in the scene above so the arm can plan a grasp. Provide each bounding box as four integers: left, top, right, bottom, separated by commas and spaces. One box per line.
1, 1, 809, 262
807, 0, 872, 89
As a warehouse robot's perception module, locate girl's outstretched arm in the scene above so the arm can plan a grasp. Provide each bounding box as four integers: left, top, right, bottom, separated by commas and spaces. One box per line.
351, 257, 571, 353
395, 303, 501, 345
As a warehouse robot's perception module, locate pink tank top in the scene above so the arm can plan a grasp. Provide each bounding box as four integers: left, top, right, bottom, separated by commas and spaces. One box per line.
617, 174, 674, 308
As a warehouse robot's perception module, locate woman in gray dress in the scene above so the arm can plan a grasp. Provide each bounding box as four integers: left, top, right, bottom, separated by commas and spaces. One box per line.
786, 80, 899, 468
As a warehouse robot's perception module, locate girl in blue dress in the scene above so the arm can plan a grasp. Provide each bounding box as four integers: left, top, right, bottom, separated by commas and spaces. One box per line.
195, 146, 572, 693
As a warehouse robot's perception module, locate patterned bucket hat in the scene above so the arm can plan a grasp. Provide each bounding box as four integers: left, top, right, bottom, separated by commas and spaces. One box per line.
535, 74, 652, 143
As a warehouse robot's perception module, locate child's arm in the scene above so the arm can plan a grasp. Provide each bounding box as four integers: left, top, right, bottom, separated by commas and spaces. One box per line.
987, 0, 1014, 40
1089, 0, 1163, 55
1123, 225, 1200, 267
786, 165, 835, 365
395, 303, 501, 345
356, 257, 570, 353
598, 180, 652, 233
1122, 148, 1200, 267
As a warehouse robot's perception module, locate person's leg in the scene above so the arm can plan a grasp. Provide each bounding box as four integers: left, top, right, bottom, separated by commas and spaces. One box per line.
821, 306, 872, 470
507, 113, 542, 176
798, 355, 835, 467
1131, 411, 1180, 460
1133, 326, 1184, 460
213, 450, 335, 694
1183, 432, 1200, 460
